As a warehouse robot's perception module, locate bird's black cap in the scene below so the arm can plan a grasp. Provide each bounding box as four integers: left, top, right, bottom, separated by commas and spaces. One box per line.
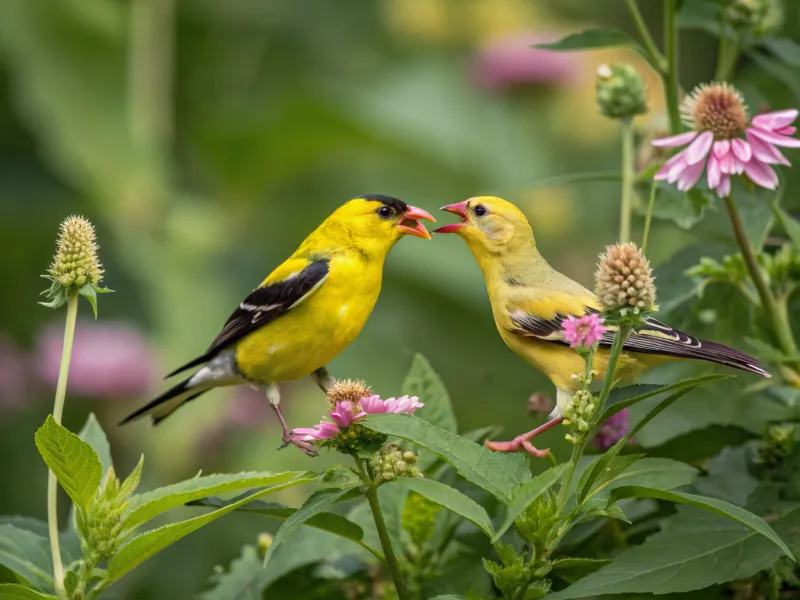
357, 194, 408, 214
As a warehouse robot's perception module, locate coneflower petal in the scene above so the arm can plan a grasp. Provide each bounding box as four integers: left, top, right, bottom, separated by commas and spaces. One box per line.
750, 127, 800, 148
651, 131, 698, 148
744, 160, 778, 189
746, 130, 791, 166
731, 138, 752, 162
707, 155, 721, 189
713, 139, 731, 159
685, 131, 714, 165
715, 174, 731, 198
752, 109, 798, 130
677, 160, 705, 191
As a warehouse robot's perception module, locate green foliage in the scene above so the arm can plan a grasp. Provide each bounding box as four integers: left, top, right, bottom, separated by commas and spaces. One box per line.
534, 29, 645, 57
493, 465, 567, 542
0, 526, 53, 592
77, 414, 112, 476
402, 354, 457, 434
400, 478, 494, 539
0, 585, 56, 600
362, 414, 530, 504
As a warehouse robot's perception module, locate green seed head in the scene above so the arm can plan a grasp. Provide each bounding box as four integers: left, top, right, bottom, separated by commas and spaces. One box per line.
49, 216, 103, 289
595, 63, 648, 120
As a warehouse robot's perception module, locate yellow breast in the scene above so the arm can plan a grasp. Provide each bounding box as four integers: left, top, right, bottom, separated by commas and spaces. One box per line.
234, 255, 382, 384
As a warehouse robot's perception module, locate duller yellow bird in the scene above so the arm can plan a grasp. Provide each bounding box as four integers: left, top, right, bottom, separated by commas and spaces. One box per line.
434, 196, 769, 455
122, 195, 434, 454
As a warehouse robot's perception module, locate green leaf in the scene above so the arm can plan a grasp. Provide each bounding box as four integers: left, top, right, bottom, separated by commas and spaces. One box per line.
761, 37, 800, 68
263, 486, 358, 568
187, 496, 364, 543
402, 354, 457, 433
748, 50, 800, 101
400, 478, 494, 539
772, 204, 800, 250
534, 29, 644, 55
550, 558, 612, 583
577, 454, 644, 505
123, 471, 311, 531
493, 464, 567, 542
34, 415, 102, 510
76, 413, 112, 475
78, 283, 98, 318
609, 487, 794, 558
579, 388, 694, 504
0, 585, 56, 600
106, 474, 313, 584
362, 414, 530, 504
600, 375, 731, 422
547, 502, 800, 598
0, 526, 52, 593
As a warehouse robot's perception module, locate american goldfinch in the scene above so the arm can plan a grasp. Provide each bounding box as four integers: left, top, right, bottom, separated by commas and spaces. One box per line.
435, 196, 768, 455
122, 195, 434, 454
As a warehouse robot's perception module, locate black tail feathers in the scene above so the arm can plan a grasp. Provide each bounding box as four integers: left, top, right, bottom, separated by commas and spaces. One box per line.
119, 377, 211, 426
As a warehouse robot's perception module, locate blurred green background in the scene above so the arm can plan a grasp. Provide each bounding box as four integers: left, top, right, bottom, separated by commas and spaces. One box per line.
1, 0, 798, 597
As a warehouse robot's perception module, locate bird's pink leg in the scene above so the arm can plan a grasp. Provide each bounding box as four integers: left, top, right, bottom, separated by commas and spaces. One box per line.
484, 417, 564, 457
266, 384, 317, 457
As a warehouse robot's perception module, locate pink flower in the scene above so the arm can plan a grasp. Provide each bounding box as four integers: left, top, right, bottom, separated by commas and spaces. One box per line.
292, 394, 424, 442
36, 320, 157, 399
562, 314, 607, 348
652, 83, 799, 197
0, 334, 31, 413
473, 32, 582, 92
593, 409, 631, 450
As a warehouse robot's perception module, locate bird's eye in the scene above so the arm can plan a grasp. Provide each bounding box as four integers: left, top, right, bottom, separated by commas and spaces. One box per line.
378, 206, 393, 219
474, 204, 487, 217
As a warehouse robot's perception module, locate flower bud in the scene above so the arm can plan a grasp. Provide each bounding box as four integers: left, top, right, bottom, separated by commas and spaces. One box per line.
756, 423, 796, 467
595, 63, 647, 120
402, 492, 441, 546
726, 0, 783, 36
257, 532, 273, 554
595, 242, 656, 313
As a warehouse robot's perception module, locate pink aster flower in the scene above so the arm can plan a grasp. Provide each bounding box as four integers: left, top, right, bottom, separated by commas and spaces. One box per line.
329, 400, 367, 428
292, 422, 340, 441
652, 82, 800, 197
562, 314, 607, 348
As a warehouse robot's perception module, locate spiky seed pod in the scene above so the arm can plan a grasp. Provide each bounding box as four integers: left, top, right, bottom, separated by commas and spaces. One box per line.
595, 242, 656, 313
326, 378, 371, 411
49, 216, 104, 289
595, 63, 647, 120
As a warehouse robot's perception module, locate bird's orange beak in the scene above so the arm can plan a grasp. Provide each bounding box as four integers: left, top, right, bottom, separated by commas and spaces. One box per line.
397, 206, 435, 239
433, 201, 469, 234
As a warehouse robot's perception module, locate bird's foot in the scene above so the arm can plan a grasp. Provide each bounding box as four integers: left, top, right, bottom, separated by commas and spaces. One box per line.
279, 432, 318, 457
484, 437, 550, 457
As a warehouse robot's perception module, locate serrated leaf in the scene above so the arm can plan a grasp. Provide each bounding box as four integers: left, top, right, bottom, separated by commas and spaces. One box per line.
106, 474, 313, 584
402, 354, 457, 433
0, 585, 56, 600
34, 415, 102, 510
362, 414, 530, 504
400, 478, 494, 539
123, 470, 310, 531
534, 29, 644, 56
187, 496, 364, 543
263, 486, 358, 568
579, 388, 694, 504
600, 375, 730, 422
76, 413, 112, 475
547, 502, 800, 598
609, 486, 794, 558
0, 526, 52, 593
493, 464, 567, 542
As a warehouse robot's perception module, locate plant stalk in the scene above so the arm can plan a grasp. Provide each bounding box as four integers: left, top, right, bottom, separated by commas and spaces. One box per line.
663, 0, 681, 133
723, 194, 800, 363
623, 0, 667, 71
641, 181, 658, 254
619, 119, 635, 243
356, 459, 410, 600
48, 293, 79, 598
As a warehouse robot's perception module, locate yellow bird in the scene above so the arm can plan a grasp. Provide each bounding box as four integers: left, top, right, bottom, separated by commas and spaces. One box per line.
434, 196, 769, 455
122, 195, 434, 454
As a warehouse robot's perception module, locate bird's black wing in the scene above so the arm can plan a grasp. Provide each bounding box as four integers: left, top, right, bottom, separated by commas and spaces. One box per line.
165, 258, 330, 377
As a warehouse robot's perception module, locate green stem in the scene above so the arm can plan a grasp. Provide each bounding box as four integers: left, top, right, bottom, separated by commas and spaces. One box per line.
356, 459, 410, 600
714, 31, 740, 81
619, 119, 635, 243
663, 0, 681, 133
556, 442, 585, 513
641, 181, 658, 254
723, 194, 800, 363
596, 324, 633, 416
48, 293, 78, 599
623, 0, 667, 71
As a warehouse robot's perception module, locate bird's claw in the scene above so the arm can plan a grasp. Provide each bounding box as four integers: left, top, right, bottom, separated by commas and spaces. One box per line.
485, 436, 550, 458
278, 432, 318, 457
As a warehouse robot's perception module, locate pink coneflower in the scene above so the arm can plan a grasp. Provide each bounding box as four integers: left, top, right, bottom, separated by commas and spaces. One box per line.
653, 82, 800, 197
293, 395, 424, 443
562, 314, 607, 348
593, 409, 631, 450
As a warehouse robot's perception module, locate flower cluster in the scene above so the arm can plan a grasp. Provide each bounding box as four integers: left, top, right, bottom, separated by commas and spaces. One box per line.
562, 389, 596, 443
562, 313, 606, 348
592, 409, 632, 450
369, 444, 422, 481
595, 242, 656, 314
726, 0, 783, 36
653, 82, 799, 197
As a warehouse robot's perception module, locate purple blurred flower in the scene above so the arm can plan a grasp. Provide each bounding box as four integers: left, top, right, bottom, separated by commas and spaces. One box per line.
0, 334, 30, 412
226, 385, 273, 429
592, 408, 631, 450
473, 32, 582, 91
36, 320, 157, 399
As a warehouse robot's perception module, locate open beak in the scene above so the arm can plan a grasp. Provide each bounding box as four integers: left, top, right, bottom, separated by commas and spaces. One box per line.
433, 201, 469, 234
397, 206, 435, 240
